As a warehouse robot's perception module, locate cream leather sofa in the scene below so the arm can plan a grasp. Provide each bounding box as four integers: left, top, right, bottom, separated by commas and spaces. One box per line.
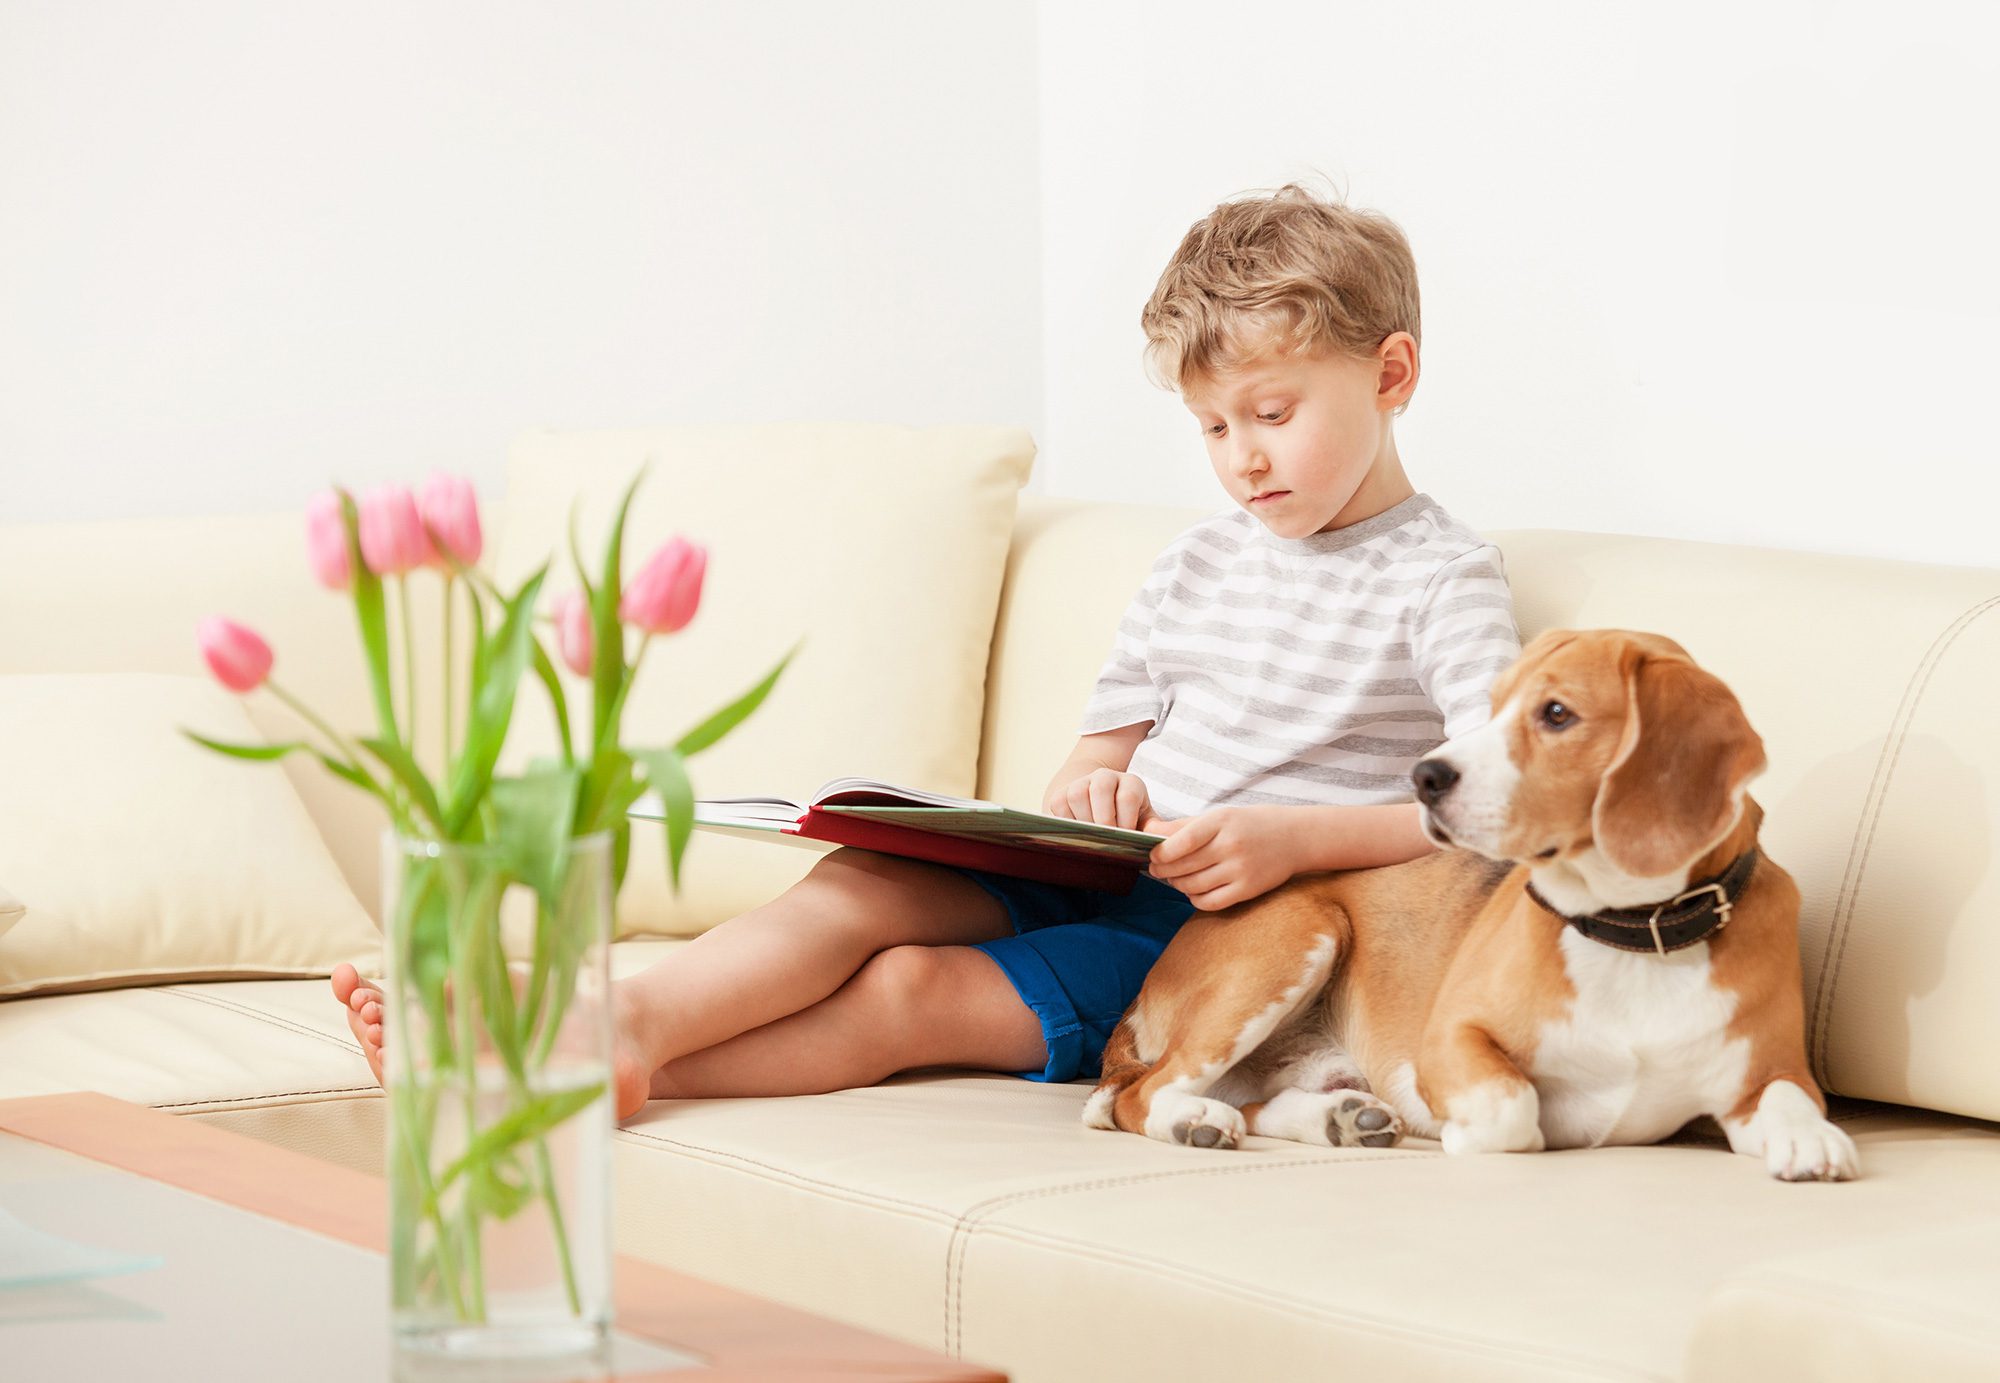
4, 424, 1998, 1382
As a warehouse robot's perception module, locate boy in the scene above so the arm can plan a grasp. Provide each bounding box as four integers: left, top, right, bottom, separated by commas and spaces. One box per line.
333, 183, 1521, 1116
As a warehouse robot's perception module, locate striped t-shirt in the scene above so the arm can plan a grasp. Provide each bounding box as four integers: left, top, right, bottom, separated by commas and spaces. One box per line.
1079, 493, 1521, 819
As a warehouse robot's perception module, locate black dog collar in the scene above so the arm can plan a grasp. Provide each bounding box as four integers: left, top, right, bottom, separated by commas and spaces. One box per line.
1526, 848, 1760, 957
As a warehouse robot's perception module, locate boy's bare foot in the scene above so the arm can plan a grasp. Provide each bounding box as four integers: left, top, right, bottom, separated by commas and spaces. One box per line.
329, 962, 654, 1120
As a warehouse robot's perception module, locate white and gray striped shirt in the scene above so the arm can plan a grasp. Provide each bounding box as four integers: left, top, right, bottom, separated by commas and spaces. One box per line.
1079, 493, 1520, 819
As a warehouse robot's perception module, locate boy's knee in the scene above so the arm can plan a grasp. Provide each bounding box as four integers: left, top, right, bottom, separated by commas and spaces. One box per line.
849, 944, 1007, 1032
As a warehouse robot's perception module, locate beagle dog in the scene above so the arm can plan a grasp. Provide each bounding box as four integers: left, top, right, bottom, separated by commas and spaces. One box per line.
1083, 630, 1859, 1182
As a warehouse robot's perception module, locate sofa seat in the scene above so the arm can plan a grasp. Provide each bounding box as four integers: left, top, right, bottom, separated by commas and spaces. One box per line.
613, 1080, 2000, 1383
0, 939, 690, 1171
11, 939, 2000, 1381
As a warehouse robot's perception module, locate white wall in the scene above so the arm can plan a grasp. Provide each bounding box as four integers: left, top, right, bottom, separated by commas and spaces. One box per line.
1039, 0, 2000, 568
6, 1, 1997, 571
0, 1, 1042, 522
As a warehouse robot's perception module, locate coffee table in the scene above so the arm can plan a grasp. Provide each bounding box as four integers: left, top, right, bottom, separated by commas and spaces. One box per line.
0, 1093, 1004, 1382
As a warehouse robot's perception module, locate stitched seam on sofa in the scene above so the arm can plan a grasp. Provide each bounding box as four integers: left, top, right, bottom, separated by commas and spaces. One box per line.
1809, 594, 2000, 1085
617, 1128, 963, 1224
151, 1085, 380, 1110
158, 986, 363, 1054
958, 1221, 1659, 1381
1707, 1277, 2000, 1347
942, 1152, 1441, 1358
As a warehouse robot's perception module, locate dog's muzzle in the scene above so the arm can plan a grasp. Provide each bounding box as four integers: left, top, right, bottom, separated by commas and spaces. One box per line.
1413, 757, 1459, 806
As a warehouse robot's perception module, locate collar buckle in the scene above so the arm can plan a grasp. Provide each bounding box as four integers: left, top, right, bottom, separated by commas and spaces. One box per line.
1646, 881, 1733, 957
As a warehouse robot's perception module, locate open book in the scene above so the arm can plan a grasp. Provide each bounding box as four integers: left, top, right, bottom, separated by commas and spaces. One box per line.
630, 777, 1165, 893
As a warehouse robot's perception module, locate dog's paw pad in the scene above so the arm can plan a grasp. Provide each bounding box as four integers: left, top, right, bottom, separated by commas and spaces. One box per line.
1327, 1094, 1403, 1148
1171, 1117, 1238, 1150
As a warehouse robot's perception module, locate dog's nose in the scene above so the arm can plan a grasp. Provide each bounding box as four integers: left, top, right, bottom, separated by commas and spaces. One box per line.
1413, 758, 1460, 805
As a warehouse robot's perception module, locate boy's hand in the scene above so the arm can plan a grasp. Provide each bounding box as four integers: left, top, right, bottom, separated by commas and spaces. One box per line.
1045, 768, 1154, 831
1147, 806, 1301, 911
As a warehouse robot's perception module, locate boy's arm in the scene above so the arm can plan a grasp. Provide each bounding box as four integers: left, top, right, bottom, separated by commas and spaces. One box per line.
1149, 801, 1434, 911
1276, 801, 1434, 873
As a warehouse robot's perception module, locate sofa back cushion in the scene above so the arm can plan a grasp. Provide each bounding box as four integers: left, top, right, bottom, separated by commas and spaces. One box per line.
0, 674, 383, 997
0, 509, 441, 921
492, 422, 1035, 936
985, 498, 2000, 1124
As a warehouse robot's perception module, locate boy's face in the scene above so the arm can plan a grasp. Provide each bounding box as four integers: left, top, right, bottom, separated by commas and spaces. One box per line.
1183, 335, 1415, 539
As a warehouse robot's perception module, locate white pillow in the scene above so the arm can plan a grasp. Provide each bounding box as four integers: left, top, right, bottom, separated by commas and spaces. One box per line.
0, 884, 22, 939
0, 674, 383, 998
493, 422, 1037, 936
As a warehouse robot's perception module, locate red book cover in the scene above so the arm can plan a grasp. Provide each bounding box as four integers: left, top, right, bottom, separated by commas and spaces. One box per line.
790, 809, 1142, 894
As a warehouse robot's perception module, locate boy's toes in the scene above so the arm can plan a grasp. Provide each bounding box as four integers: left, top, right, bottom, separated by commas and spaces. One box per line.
612, 1049, 651, 1123
330, 962, 362, 1005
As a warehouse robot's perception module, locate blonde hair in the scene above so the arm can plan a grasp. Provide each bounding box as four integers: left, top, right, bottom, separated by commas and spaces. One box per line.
1141, 181, 1421, 398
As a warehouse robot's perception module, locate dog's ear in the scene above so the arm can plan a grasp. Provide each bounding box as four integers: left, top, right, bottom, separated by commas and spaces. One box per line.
1592, 651, 1766, 878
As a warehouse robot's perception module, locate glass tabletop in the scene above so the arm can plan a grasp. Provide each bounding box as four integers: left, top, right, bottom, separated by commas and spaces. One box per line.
0, 1131, 700, 1380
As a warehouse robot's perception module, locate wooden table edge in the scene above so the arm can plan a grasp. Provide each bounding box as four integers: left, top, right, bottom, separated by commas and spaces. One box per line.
0, 1092, 1004, 1383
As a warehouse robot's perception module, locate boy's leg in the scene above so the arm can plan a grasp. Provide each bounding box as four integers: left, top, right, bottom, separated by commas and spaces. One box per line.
648, 943, 1046, 1098
618, 849, 1015, 1073
333, 848, 1016, 1113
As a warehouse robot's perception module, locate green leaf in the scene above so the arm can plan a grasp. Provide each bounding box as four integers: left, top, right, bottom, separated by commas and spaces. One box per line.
432, 1082, 606, 1200
490, 766, 582, 907
312, 751, 385, 799
590, 466, 648, 749
574, 745, 633, 838
674, 643, 799, 758
444, 563, 550, 836
185, 730, 390, 811
362, 736, 445, 831
526, 637, 574, 768
567, 496, 596, 605
631, 747, 694, 894
337, 489, 400, 749
183, 729, 308, 762
466, 1153, 534, 1222
460, 868, 524, 1081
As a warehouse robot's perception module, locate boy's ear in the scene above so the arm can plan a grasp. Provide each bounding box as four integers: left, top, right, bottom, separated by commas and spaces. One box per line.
1377, 331, 1418, 410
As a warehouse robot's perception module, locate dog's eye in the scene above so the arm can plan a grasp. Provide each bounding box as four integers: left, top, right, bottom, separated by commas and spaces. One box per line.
1540, 700, 1575, 729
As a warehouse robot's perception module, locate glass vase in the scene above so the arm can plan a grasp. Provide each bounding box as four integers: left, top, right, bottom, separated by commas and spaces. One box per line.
381, 830, 615, 1360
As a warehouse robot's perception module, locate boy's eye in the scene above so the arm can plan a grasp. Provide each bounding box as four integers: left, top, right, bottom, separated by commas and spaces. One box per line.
1258, 410, 1287, 423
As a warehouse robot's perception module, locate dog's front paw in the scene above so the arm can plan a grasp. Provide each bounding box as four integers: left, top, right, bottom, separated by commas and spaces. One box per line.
1767, 1117, 1860, 1182
1725, 1081, 1862, 1182
1145, 1092, 1246, 1150
1326, 1093, 1402, 1148
1440, 1079, 1544, 1155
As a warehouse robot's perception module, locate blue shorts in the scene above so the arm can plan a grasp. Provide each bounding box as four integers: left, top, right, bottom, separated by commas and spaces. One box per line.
963, 870, 1196, 1084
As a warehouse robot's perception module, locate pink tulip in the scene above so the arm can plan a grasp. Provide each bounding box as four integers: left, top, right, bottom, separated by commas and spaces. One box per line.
418, 472, 482, 568
357, 485, 435, 575
197, 617, 274, 694
553, 590, 594, 677
619, 537, 707, 635
304, 490, 352, 591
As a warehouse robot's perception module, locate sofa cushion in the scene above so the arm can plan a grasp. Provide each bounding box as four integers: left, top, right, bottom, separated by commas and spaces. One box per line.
0, 883, 22, 939
492, 423, 1036, 936
0, 509, 449, 924
1686, 1220, 2000, 1382
609, 1077, 2000, 1383
0, 673, 382, 997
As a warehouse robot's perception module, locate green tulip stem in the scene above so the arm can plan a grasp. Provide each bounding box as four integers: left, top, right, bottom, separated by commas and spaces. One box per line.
266, 682, 386, 795
442, 575, 456, 764
399, 579, 419, 764
596, 634, 651, 753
